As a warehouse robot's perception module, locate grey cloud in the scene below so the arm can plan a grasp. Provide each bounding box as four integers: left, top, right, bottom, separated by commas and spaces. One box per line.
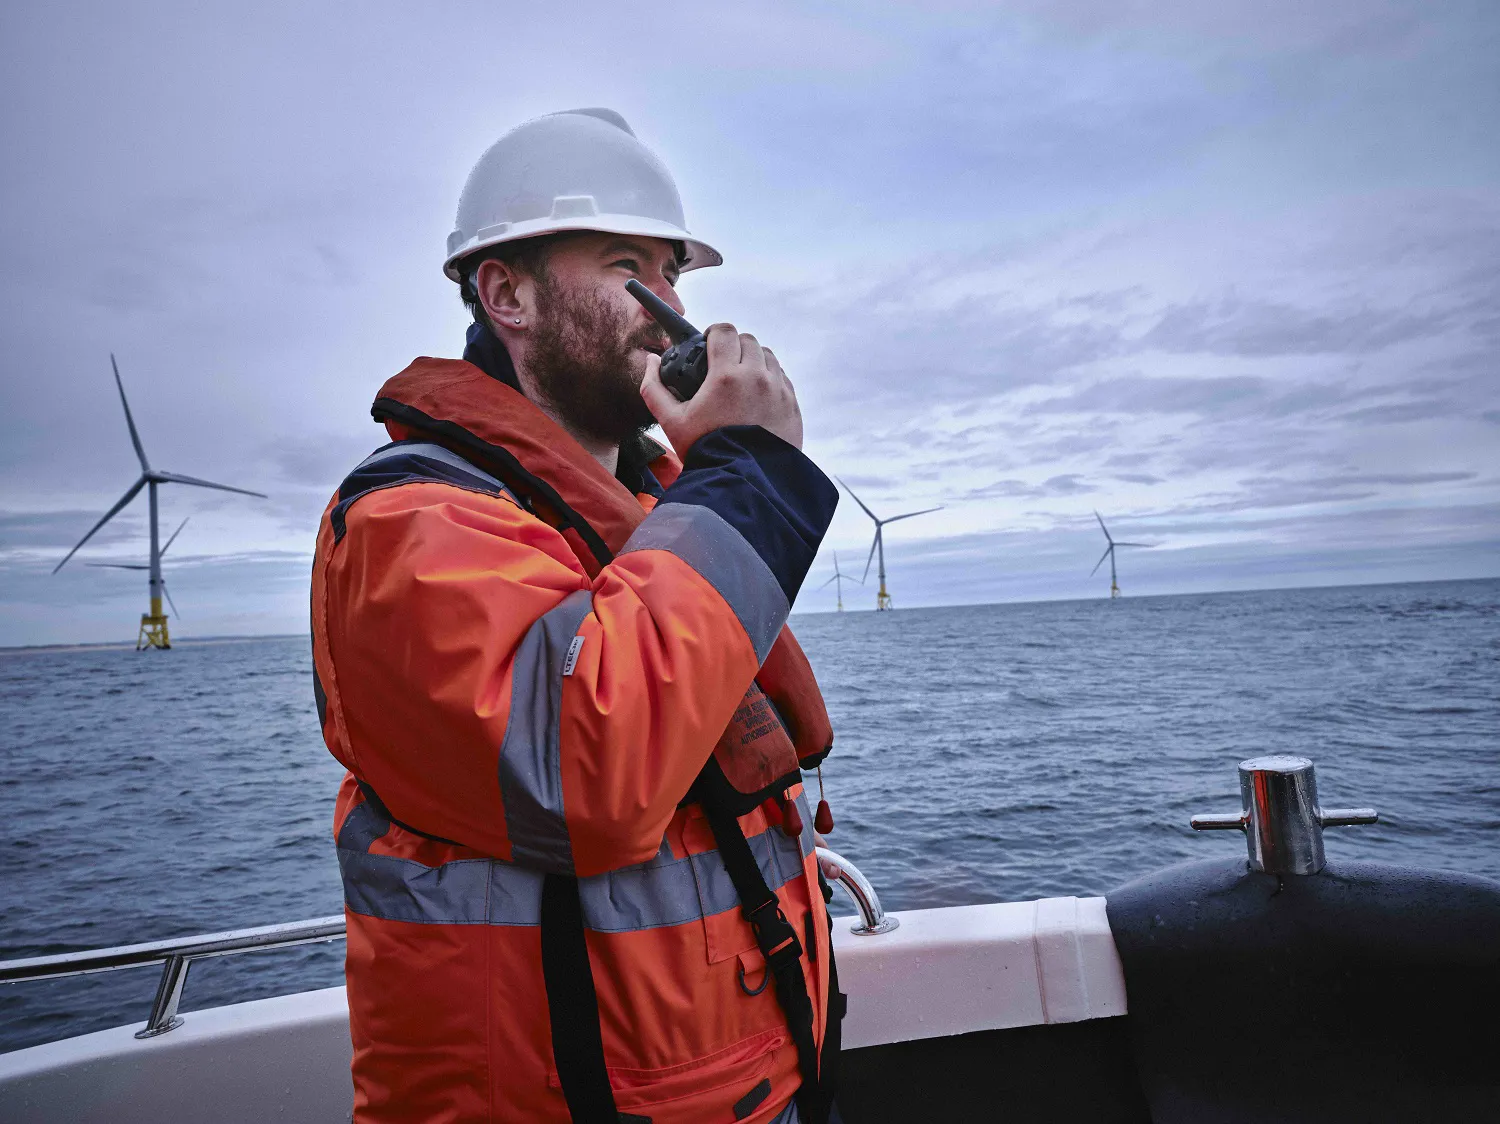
1024, 428, 1121, 456
1114, 473, 1163, 484
807, 293, 1123, 425
966, 474, 1097, 500
1140, 297, 1448, 357
1120, 499, 1500, 546
258, 432, 382, 490
1336, 399, 1460, 425
1138, 469, 1478, 521
0, 510, 144, 553
1296, 471, 1476, 488
1028, 374, 1266, 415
835, 474, 898, 491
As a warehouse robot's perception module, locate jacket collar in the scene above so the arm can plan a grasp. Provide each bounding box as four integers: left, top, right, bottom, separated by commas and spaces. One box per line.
462, 320, 522, 391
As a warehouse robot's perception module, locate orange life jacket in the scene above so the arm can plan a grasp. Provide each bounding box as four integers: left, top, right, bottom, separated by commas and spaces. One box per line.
312, 354, 842, 1123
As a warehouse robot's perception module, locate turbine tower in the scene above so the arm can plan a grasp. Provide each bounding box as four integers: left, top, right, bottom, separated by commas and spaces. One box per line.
1091, 510, 1149, 599
87, 517, 190, 621
838, 478, 941, 611
819, 550, 858, 612
53, 356, 267, 650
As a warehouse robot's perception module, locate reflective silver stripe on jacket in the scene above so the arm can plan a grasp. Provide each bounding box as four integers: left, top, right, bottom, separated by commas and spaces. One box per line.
497, 589, 594, 875
617, 502, 789, 664
338, 792, 815, 930
352, 441, 512, 496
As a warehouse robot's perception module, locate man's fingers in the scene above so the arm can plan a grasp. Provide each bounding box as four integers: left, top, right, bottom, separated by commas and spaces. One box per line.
639, 353, 678, 420
763, 346, 787, 382
705, 323, 741, 366
737, 331, 765, 372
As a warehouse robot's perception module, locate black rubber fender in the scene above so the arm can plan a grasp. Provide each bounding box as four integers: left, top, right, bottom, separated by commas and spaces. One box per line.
1106, 858, 1500, 1123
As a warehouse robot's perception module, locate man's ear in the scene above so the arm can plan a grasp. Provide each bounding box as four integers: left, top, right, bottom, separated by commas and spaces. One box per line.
475, 258, 529, 330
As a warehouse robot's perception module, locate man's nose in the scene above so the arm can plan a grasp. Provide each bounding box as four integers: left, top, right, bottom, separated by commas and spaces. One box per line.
646, 278, 686, 317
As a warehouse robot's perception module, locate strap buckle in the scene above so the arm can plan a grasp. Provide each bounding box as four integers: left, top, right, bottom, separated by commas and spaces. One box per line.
745, 897, 803, 968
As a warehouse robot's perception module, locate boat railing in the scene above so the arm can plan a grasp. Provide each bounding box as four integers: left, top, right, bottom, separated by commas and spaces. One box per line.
817, 846, 899, 935
0, 915, 347, 1039
0, 852, 895, 1040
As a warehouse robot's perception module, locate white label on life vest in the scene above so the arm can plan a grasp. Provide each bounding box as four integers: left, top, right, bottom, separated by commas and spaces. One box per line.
562, 635, 585, 677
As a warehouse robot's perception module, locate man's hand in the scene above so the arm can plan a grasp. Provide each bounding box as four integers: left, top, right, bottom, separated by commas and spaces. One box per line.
641, 323, 804, 454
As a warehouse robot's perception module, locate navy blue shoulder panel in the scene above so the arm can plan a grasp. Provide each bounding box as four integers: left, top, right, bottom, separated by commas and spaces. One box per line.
662, 425, 839, 604
330, 440, 519, 542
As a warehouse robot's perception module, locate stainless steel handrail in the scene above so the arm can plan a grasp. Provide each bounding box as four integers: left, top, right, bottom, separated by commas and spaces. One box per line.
0, 915, 346, 1039
816, 846, 899, 935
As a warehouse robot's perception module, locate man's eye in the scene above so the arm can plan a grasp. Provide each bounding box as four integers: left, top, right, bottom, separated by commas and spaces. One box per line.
613, 259, 640, 273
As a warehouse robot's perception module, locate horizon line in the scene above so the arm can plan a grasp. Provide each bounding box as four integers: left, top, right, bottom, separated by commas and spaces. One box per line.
4, 573, 1496, 653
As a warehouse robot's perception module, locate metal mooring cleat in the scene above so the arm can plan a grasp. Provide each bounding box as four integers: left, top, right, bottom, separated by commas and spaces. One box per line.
1191, 755, 1378, 875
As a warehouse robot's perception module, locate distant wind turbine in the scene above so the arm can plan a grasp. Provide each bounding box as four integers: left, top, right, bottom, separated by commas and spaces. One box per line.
837, 479, 942, 611
819, 549, 859, 612
53, 356, 267, 649
1091, 510, 1150, 599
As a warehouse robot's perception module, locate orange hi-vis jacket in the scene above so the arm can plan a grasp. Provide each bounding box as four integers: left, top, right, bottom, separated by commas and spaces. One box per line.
311, 327, 842, 1123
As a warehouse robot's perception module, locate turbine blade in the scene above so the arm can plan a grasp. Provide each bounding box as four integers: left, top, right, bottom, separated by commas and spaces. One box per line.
1094, 509, 1112, 544
86, 562, 150, 570
862, 532, 879, 582
162, 581, 181, 620
882, 505, 943, 525
162, 517, 190, 555
1090, 544, 1112, 576
835, 477, 880, 523
820, 573, 838, 589
153, 471, 267, 498
53, 476, 147, 573
112, 355, 151, 473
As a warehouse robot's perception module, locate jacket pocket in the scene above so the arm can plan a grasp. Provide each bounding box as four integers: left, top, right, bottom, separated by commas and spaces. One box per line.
550, 1027, 787, 1117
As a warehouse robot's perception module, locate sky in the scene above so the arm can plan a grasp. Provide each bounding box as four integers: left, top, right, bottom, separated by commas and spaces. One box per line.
1, 0, 1496, 645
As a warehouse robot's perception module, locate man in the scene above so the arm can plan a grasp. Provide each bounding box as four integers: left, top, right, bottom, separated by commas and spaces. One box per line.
311, 108, 843, 1123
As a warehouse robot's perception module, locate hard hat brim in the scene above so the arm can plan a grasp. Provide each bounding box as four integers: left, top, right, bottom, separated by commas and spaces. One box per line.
444, 215, 722, 282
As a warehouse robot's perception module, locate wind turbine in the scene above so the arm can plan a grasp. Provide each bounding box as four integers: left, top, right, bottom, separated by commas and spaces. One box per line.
53, 356, 267, 649
1091, 510, 1150, 599
837, 479, 942, 611
819, 550, 858, 612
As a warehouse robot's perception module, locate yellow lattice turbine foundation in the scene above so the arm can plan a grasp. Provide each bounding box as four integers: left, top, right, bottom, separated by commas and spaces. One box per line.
138, 595, 170, 650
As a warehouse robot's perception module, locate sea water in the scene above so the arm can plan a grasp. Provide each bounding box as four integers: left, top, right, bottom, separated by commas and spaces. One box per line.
2, 578, 1496, 1052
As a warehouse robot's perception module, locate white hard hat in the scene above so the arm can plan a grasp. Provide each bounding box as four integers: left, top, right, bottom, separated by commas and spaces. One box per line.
444, 108, 722, 281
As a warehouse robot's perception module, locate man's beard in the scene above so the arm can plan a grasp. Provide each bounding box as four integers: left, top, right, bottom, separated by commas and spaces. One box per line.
524, 271, 665, 446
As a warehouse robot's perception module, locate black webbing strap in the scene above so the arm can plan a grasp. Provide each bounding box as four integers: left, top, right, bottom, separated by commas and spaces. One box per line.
703, 804, 835, 1124
821, 915, 845, 1110
540, 873, 619, 1123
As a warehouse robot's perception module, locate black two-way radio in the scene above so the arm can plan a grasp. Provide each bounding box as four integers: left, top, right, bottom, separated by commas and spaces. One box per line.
624, 279, 708, 401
